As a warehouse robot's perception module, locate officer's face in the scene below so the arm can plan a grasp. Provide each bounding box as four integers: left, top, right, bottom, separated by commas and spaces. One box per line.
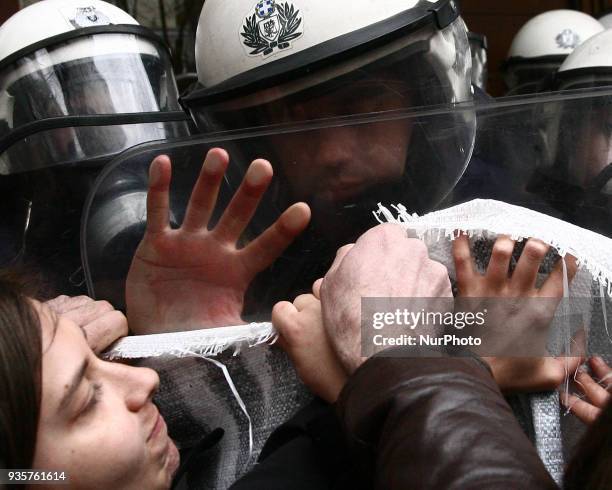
268, 80, 414, 205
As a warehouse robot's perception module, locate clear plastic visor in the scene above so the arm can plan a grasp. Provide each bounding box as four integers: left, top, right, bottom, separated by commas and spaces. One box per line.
544, 95, 612, 198
469, 40, 488, 91
82, 89, 612, 314
188, 20, 475, 217
0, 33, 185, 174
446, 87, 612, 238
504, 60, 562, 95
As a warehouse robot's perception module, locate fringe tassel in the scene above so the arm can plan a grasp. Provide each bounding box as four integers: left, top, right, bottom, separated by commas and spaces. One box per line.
376, 200, 612, 298
103, 322, 277, 360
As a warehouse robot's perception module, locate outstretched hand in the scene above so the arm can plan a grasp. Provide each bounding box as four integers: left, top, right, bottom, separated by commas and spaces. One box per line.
452, 234, 581, 393
126, 148, 311, 334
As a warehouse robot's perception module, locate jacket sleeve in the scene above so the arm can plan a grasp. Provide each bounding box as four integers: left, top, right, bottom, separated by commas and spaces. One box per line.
335, 349, 558, 490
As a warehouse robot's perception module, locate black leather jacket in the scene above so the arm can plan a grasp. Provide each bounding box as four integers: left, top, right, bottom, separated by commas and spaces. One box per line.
336, 349, 558, 489
231, 348, 557, 490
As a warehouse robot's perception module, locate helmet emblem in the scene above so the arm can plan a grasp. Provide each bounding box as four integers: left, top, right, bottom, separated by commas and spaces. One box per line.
556, 29, 580, 50
241, 1, 303, 57
71, 6, 111, 28
256, 0, 276, 19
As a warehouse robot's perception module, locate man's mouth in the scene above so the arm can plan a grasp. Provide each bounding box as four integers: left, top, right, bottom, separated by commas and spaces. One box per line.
323, 179, 368, 202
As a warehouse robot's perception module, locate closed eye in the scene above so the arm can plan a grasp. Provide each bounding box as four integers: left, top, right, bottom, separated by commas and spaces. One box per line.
80, 383, 103, 417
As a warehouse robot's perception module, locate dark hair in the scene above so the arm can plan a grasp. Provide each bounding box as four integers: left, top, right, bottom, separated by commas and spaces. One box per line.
0, 270, 42, 472
564, 400, 612, 490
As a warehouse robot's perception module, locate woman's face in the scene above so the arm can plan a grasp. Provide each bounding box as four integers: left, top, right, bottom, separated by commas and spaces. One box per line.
31, 303, 179, 489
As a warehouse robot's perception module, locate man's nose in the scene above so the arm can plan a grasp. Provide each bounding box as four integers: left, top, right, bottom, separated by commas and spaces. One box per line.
313, 128, 356, 171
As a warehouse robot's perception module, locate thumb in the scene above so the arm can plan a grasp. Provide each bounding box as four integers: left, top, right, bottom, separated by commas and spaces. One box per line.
272, 301, 298, 340
312, 278, 324, 299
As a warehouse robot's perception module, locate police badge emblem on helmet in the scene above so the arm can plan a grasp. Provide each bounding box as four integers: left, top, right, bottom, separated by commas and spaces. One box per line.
68, 6, 111, 28
556, 29, 580, 50
241, 1, 303, 57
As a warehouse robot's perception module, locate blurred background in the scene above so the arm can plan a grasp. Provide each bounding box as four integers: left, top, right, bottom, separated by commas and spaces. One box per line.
1, 0, 612, 95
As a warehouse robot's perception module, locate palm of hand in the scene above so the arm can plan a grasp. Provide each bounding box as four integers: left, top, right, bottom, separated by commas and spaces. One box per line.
126, 149, 310, 334
128, 231, 251, 331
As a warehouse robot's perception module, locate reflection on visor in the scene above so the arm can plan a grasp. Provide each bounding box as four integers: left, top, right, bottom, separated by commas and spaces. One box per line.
0, 121, 189, 174
82, 89, 612, 320
590, 164, 612, 196
0, 33, 185, 173
264, 79, 414, 125
203, 68, 426, 131
5, 53, 169, 128
469, 38, 487, 91
504, 62, 560, 95
0, 198, 31, 266
82, 110, 477, 310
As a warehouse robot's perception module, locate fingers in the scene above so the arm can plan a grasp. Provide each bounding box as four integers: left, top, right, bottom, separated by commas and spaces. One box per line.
271, 301, 298, 345
486, 236, 515, 285
45, 295, 93, 315
561, 358, 612, 426
590, 356, 612, 387
575, 370, 611, 408
273, 295, 319, 340
213, 159, 273, 243
243, 202, 311, 274
84, 310, 129, 354
562, 356, 584, 378
293, 294, 318, 311
312, 278, 323, 299
47, 297, 127, 353
539, 254, 578, 298
512, 239, 549, 291
561, 393, 602, 425
58, 300, 114, 327
146, 155, 172, 234
182, 148, 229, 232
452, 233, 475, 288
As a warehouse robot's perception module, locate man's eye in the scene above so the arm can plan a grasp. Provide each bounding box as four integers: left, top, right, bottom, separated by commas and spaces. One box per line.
80, 383, 102, 416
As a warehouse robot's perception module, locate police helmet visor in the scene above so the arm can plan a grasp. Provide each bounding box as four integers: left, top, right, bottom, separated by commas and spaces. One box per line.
187, 20, 475, 216
0, 33, 185, 174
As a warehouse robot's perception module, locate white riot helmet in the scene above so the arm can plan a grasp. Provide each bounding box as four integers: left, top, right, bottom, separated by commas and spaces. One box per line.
599, 12, 612, 29
556, 28, 612, 90
503, 10, 603, 95
184, 0, 475, 215
531, 29, 612, 237
0, 0, 191, 294
468, 31, 488, 91
0, 0, 189, 175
